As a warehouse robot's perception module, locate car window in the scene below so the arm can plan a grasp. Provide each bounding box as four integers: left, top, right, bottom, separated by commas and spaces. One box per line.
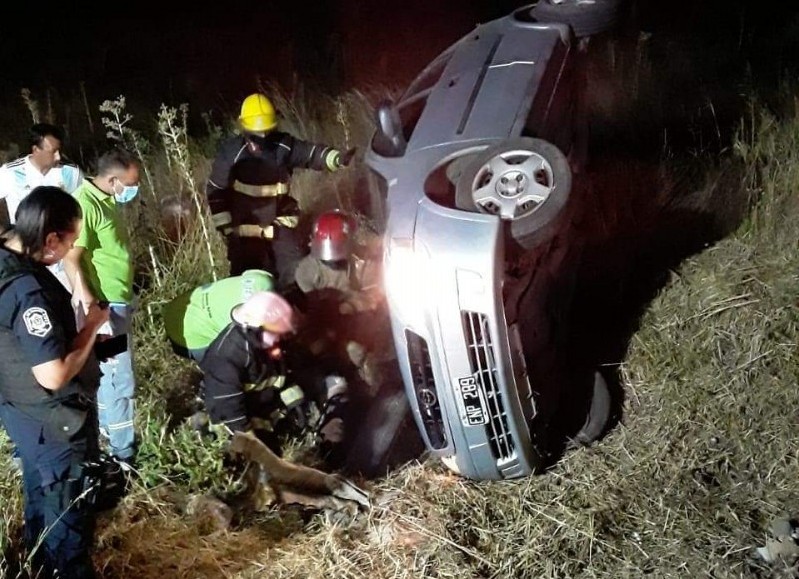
397, 50, 454, 142
522, 40, 575, 153
397, 94, 428, 142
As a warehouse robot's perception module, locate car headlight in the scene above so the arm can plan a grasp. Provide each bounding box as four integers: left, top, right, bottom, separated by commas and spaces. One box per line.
384, 239, 429, 319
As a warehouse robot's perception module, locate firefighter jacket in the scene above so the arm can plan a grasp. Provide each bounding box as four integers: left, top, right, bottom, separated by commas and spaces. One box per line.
294, 252, 383, 314
205, 132, 341, 238
199, 322, 304, 433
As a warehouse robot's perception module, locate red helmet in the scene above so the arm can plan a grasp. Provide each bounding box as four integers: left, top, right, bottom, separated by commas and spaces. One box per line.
310, 210, 355, 261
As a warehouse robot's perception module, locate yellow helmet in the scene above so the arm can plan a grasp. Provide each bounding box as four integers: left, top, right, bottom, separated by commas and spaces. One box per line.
239, 93, 277, 133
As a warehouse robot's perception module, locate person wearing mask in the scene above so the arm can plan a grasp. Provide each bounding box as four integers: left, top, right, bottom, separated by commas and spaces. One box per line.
206, 93, 354, 286
63, 148, 140, 465
181, 290, 348, 460
162, 269, 274, 363
0, 186, 109, 578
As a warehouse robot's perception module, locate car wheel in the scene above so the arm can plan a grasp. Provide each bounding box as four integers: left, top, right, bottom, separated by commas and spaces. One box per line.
574, 370, 611, 445
455, 137, 572, 250
532, 0, 623, 38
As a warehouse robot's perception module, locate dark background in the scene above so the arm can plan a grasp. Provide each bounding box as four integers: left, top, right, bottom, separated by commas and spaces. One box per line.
0, 0, 797, 138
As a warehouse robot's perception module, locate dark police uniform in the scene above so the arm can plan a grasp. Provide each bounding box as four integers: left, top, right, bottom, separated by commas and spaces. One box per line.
205, 132, 342, 286
0, 243, 99, 579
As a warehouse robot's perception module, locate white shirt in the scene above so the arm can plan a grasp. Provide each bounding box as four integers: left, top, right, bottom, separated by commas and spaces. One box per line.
0, 156, 83, 224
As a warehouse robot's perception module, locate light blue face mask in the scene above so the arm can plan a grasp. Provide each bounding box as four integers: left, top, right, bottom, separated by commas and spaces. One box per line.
114, 181, 139, 204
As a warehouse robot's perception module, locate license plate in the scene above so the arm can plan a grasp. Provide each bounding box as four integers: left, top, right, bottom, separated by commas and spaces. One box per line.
457, 376, 487, 426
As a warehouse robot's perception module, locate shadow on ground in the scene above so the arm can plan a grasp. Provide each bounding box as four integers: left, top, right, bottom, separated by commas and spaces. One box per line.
520, 24, 756, 467
352, 15, 764, 478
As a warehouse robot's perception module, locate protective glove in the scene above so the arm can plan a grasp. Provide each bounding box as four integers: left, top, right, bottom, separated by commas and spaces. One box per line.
280, 384, 310, 432
315, 393, 349, 445
339, 147, 357, 167
318, 416, 345, 445
288, 403, 309, 431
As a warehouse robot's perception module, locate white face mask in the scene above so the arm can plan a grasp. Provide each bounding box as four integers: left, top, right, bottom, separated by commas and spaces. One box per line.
260, 329, 280, 348
113, 179, 139, 203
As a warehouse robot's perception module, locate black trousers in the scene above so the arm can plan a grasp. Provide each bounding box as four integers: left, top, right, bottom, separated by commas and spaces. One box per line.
227, 225, 303, 288
0, 402, 98, 579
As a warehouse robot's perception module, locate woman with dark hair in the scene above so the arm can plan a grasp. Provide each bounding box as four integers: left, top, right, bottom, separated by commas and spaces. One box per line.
0, 186, 109, 578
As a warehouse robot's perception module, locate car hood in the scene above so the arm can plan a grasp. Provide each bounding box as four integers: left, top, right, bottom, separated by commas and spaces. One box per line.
404, 18, 567, 154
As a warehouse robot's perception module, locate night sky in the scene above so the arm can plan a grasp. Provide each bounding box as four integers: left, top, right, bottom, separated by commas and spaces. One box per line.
0, 2, 520, 105
0, 0, 796, 134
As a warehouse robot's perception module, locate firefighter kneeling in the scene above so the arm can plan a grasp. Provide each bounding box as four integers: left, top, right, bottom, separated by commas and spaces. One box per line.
294, 210, 390, 392
164, 282, 349, 460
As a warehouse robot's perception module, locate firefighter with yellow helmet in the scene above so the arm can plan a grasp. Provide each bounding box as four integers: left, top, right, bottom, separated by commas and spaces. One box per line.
206, 93, 355, 287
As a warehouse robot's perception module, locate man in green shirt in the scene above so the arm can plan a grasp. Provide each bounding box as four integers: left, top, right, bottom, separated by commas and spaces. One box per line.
163, 269, 274, 362
64, 148, 140, 464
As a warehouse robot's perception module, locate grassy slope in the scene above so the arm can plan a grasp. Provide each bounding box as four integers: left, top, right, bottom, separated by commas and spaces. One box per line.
1, 83, 799, 579
98, 101, 799, 578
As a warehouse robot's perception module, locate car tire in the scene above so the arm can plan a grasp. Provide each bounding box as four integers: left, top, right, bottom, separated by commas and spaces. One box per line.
574, 370, 611, 445
455, 137, 572, 250
532, 0, 623, 38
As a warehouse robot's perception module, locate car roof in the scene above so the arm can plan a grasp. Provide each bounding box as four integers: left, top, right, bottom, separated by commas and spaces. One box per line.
400, 15, 571, 154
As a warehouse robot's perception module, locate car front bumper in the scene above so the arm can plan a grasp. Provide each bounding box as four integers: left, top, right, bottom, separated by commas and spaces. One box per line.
384, 199, 540, 480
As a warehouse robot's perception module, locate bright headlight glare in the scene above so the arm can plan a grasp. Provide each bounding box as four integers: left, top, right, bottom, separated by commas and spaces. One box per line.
384, 243, 428, 313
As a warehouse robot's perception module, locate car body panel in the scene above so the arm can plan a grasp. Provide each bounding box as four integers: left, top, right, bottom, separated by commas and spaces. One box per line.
366, 6, 579, 479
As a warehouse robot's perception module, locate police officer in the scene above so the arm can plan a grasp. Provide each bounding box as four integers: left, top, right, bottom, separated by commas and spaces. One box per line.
0, 186, 109, 578
205, 93, 355, 287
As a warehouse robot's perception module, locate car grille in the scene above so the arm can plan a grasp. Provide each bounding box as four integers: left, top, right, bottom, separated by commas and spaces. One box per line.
462, 311, 515, 461
405, 330, 447, 449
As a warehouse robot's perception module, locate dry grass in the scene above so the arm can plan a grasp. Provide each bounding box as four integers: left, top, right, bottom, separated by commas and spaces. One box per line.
98, 100, 799, 578
2, 70, 799, 578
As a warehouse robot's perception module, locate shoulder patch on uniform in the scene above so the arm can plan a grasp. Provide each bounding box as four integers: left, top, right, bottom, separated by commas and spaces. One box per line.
23, 307, 52, 337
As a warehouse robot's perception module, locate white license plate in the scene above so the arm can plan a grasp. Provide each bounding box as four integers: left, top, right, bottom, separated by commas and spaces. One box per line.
457, 376, 487, 426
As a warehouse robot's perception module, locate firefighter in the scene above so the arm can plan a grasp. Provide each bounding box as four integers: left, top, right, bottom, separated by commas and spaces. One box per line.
206, 93, 355, 287
294, 210, 389, 390
170, 289, 348, 455
295, 210, 382, 313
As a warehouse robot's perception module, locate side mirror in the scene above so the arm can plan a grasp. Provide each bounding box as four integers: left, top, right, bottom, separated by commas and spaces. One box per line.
372, 100, 406, 157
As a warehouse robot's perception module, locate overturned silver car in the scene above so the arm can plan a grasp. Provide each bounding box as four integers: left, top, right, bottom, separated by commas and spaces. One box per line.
365, 1, 620, 479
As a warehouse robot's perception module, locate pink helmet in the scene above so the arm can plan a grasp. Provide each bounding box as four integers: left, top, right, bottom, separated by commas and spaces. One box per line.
231, 291, 295, 334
